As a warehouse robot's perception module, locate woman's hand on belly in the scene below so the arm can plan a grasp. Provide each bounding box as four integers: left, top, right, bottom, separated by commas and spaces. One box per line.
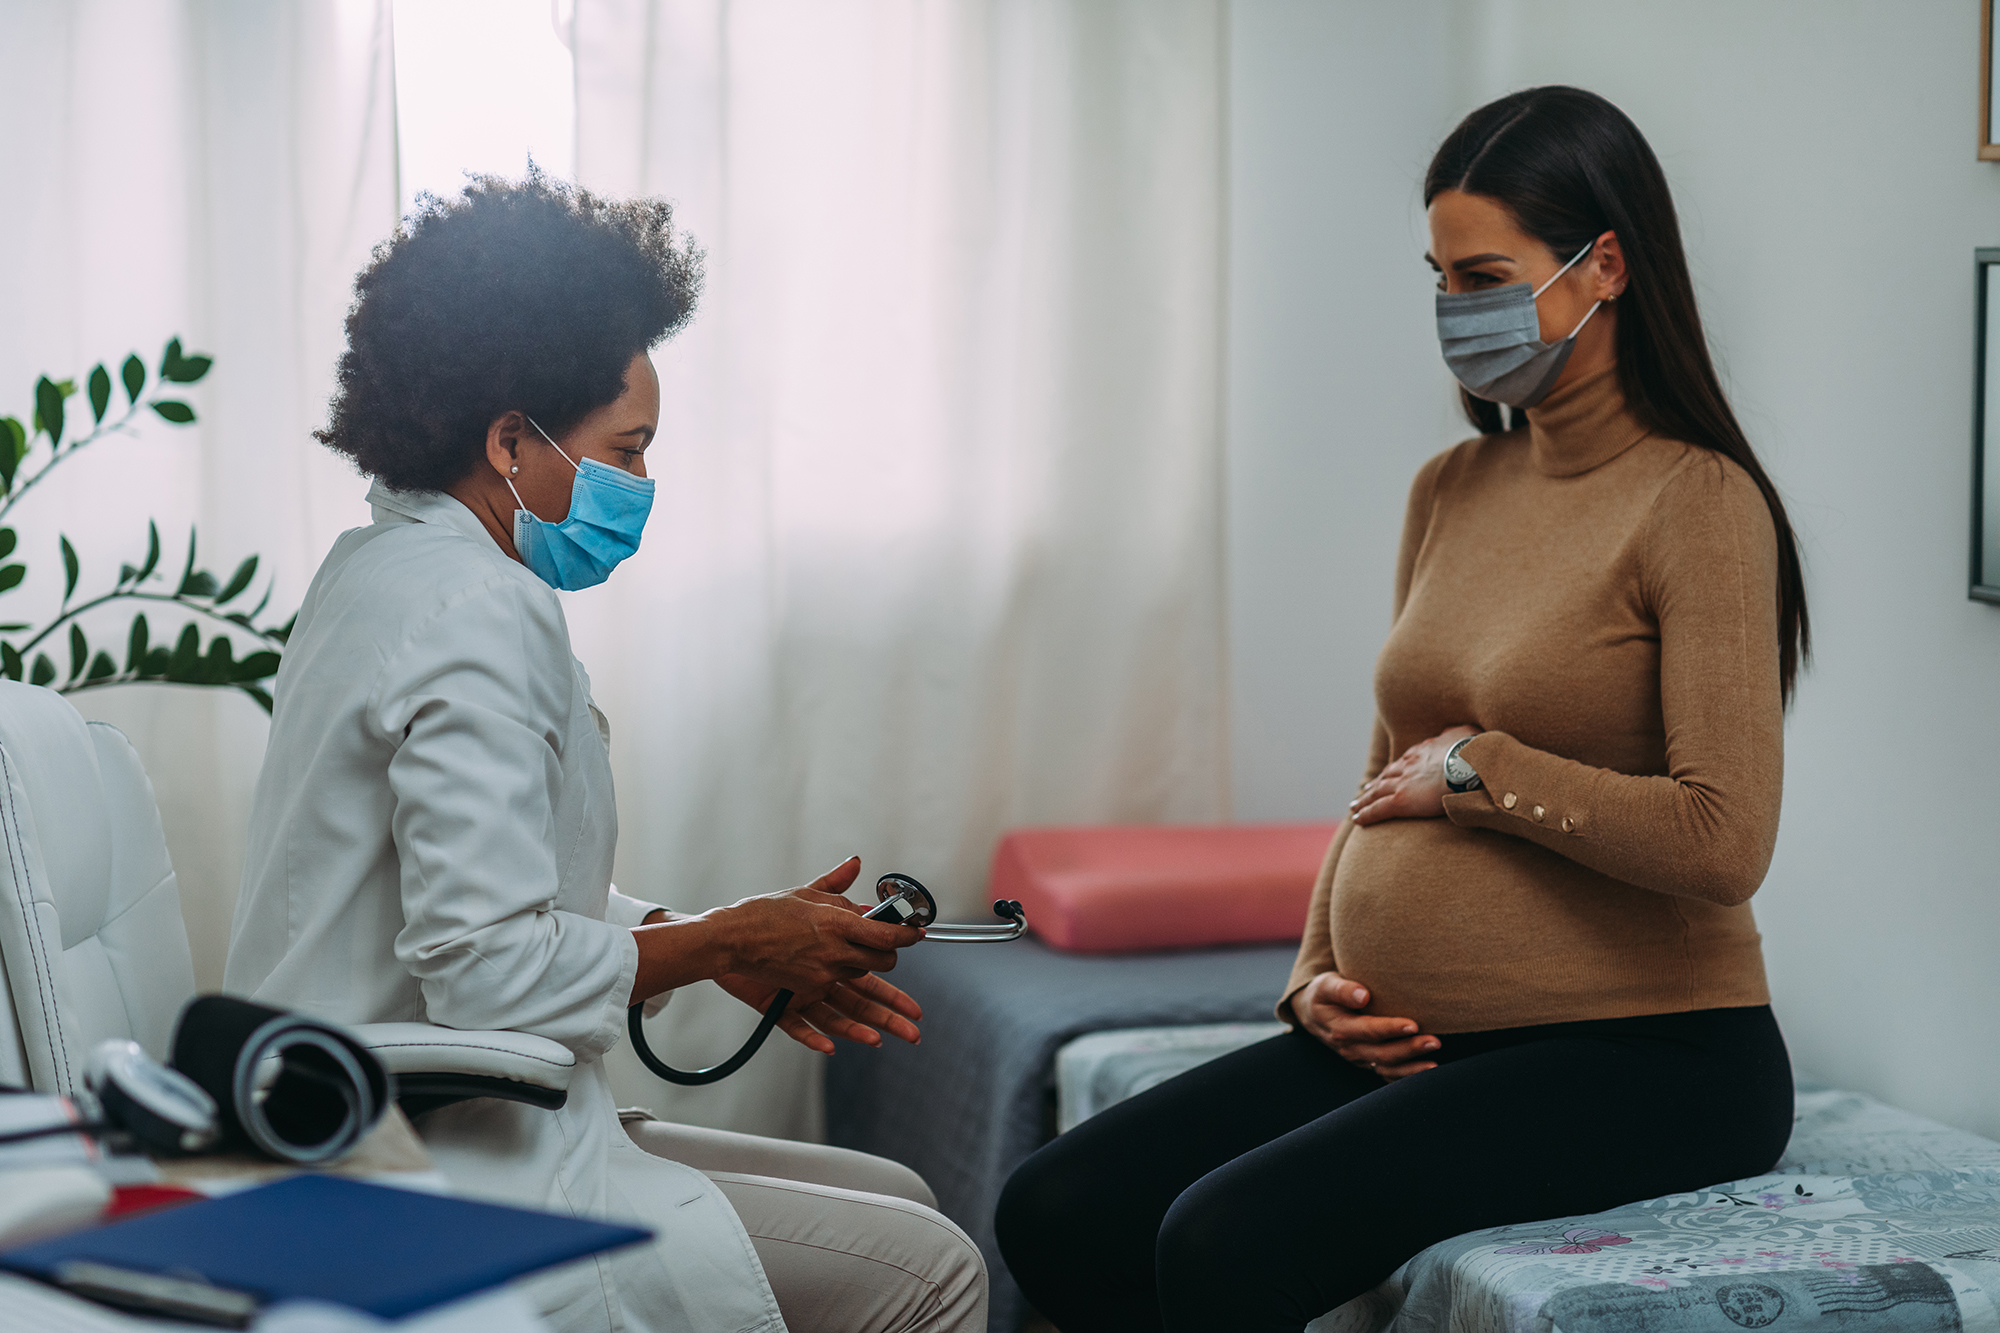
1289, 971, 1440, 1080
1350, 725, 1478, 826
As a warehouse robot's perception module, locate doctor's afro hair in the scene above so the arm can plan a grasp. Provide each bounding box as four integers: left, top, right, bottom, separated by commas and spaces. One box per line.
316, 167, 702, 492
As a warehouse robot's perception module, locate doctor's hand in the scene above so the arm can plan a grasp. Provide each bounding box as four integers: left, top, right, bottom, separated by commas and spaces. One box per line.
1348, 725, 1478, 826
716, 971, 923, 1057
704, 856, 924, 994
1289, 971, 1438, 1080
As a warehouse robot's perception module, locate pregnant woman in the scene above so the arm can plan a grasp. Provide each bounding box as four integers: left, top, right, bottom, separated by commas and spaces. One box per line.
996, 86, 1807, 1332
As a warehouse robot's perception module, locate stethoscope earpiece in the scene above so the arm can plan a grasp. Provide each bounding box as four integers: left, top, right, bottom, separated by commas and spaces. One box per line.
868, 873, 1027, 942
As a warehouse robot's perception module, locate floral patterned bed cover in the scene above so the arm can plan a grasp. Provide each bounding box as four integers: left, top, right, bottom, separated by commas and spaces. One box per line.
1307, 1083, 2000, 1333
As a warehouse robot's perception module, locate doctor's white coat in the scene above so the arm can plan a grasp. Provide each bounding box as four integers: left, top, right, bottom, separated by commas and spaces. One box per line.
225, 483, 785, 1333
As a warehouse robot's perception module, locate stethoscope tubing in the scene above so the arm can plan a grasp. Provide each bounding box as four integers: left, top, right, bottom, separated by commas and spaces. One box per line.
626, 874, 1025, 1085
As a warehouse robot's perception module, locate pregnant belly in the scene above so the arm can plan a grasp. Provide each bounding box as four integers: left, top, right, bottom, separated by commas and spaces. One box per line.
1326, 818, 1696, 1032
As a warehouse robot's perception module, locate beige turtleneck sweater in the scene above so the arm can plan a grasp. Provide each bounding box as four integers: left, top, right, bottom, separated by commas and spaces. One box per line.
1282, 365, 1779, 1033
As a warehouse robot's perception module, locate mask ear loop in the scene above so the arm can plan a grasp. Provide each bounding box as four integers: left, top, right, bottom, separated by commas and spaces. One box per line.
505, 415, 581, 515
1532, 241, 1604, 341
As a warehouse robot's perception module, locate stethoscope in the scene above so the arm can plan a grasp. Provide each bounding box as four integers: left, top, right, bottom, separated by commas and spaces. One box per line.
627, 873, 1027, 1086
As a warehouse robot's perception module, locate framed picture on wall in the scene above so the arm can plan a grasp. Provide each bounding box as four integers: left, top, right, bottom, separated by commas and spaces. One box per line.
1974, 249, 2000, 604
1985, 0, 2000, 159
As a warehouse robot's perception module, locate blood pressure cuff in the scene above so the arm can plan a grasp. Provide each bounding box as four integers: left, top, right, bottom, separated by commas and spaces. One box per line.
168, 995, 392, 1164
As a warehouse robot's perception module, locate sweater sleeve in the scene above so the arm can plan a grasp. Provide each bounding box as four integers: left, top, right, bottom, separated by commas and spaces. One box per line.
1440, 454, 1785, 906
1278, 452, 1444, 1021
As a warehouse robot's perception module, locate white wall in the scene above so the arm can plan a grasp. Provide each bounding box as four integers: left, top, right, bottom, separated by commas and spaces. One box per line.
1227, 0, 2000, 1137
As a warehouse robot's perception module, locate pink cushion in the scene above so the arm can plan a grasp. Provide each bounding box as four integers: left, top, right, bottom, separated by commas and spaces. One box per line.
989, 822, 1341, 954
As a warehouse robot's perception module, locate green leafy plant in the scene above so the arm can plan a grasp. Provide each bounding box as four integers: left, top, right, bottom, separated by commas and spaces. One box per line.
0, 338, 294, 712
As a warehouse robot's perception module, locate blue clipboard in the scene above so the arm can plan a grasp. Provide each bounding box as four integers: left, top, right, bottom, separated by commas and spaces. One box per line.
0, 1174, 651, 1322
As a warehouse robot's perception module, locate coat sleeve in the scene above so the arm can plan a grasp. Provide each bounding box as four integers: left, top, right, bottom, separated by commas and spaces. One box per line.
370, 576, 637, 1059
1440, 454, 1785, 906
1277, 451, 1444, 1023
605, 887, 670, 927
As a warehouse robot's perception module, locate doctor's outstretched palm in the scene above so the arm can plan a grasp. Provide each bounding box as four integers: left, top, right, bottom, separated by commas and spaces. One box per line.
633, 856, 927, 1056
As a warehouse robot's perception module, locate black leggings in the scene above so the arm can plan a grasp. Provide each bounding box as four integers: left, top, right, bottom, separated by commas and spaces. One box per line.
995, 1005, 1792, 1333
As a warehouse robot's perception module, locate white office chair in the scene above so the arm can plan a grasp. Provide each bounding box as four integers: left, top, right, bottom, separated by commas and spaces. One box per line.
0, 680, 574, 1119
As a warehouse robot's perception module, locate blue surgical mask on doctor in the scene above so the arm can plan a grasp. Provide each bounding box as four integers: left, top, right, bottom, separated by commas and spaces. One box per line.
506, 416, 656, 591
1434, 241, 1602, 410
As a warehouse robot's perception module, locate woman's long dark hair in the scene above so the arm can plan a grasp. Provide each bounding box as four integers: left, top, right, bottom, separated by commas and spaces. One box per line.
1425, 86, 1809, 704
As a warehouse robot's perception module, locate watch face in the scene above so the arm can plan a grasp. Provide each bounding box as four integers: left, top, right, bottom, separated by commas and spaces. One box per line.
1444, 742, 1477, 786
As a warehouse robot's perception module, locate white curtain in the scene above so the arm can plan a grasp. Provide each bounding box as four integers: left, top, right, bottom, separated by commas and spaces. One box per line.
0, 0, 1228, 1144
569, 0, 1229, 1139
0, 0, 395, 986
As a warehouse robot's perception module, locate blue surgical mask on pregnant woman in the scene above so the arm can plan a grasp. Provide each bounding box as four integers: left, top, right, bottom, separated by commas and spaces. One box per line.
506, 417, 655, 591
1435, 241, 1601, 410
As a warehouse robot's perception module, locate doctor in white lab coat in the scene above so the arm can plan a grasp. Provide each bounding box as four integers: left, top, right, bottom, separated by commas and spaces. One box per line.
225, 174, 985, 1333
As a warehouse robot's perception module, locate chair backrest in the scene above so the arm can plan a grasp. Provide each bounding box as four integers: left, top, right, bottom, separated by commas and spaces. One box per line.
0, 682, 195, 1096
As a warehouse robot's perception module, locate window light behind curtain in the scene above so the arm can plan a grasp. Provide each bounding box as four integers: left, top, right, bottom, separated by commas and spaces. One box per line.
0, 0, 395, 992
568, 0, 1230, 1139
0, 0, 1229, 1144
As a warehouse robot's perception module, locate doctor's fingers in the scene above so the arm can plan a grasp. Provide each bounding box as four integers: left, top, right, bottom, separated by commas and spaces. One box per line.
826, 910, 925, 955
820, 982, 921, 1045
773, 1010, 839, 1056
793, 999, 898, 1049
799, 856, 864, 896
846, 971, 923, 1023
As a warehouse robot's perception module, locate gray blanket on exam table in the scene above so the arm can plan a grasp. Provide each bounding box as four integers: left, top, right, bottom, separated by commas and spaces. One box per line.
824, 935, 1296, 1333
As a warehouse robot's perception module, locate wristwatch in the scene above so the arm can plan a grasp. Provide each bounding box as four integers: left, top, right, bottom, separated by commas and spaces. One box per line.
1442, 734, 1483, 793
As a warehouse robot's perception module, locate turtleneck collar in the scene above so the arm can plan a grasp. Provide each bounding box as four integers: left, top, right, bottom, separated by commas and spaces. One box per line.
1523, 363, 1652, 477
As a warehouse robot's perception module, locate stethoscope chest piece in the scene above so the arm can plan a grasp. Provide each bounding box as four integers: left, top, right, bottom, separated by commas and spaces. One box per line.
872, 873, 939, 927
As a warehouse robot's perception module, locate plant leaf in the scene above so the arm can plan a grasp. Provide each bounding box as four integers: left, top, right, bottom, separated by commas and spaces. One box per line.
30, 654, 54, 687
233, 650, 282, 682
0, 528, 14, 560
60, 535, 78, 600
160, 337, 213, 384
203, 636, 235, 683
176, 528, 197, 594
88, 365, 110, 424
242, 684, 274, 714
167, 624, 200, 679
138, 521, 161, 582
0, 565, 24, 593
144, 646, 170, 676
0, 418, 23, 493
68, 624, 86, 682
182, 570, 218, 598
127, 614, 150, 673
122, 354, 146, 406
34, 376, 64, 448
216, 555, 258, 605
85, 652, 116, 682
151, 400, 196, 425
0, 643, 17, 680
270, 612, 297, 645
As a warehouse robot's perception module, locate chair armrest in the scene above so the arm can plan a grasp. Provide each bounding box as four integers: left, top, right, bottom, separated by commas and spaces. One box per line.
349, 1023, 576, 1118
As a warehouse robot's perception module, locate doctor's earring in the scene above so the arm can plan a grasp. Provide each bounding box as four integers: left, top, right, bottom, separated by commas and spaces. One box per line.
510, 465, 519, 475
